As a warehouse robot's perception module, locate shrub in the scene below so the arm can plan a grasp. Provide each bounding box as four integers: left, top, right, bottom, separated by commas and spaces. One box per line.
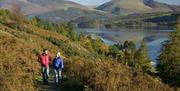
63, 47, 80, 57
33, 49, 40, 56
46, 36, 65, 47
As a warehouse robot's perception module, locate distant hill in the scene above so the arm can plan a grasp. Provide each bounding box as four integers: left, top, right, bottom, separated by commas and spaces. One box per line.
0, 0, 89, 15
27, 0, 89, 10
27, 0, 113, 22
0, 0, 113, 22
0, 0, 51, 15
36, 7, 114, 22
96, 0, 180, 14
1, 0, 179, 26
96, 0, 152, 14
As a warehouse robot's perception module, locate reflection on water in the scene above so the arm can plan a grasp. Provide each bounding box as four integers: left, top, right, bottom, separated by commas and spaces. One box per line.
75, 28, 173, 63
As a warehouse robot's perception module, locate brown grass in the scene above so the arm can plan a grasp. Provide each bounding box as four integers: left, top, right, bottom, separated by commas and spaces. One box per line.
0, 31, 39, 91
65, 56, 174, 91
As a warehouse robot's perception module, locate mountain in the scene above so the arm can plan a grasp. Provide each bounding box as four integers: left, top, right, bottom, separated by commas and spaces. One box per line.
36, 8, 114, 23
144, 0, 180, 12
96, 0, 152, 14
0, 0, 50, 15
27, 0, 89, 10
96, 0, 180, 14
0, 0, 89, 15
27, 0, 113, 22
0, 0, 113, 22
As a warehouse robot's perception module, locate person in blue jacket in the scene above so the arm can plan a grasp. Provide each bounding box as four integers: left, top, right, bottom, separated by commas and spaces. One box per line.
53, 52, 64, 84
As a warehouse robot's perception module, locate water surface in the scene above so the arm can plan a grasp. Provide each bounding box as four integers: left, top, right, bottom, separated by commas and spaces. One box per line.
75, 28, 172, 64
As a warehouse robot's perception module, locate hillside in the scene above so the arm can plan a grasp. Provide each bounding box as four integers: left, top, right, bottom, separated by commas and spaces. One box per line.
104, 12, 180, 28
0, 0, 51, 15
0, 9, 178, 91
0, 0, 89, 15
96, 0, 152, 14
36, 8, 113, 23
27, 0, 88, 10
0, 0, 113, 22
1, 0, 179, 25
96, 0, 180, 14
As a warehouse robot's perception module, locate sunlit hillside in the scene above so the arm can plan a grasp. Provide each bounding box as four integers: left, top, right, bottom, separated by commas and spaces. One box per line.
0, 9, 179, 91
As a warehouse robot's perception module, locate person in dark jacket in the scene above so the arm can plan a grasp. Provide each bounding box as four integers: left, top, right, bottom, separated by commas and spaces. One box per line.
38, 49, 51, 85
53, 52, 64, 84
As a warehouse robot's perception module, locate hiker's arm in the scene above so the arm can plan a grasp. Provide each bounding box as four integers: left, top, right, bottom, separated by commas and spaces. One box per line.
49, 56, 52, 62
61, 60, 64, 69
48, 56, 52, 65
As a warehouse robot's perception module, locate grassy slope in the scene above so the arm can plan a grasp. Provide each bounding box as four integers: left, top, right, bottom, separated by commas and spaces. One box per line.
0, 27, 39, 91
0, 9, 91, 91
0, 9, 177, 91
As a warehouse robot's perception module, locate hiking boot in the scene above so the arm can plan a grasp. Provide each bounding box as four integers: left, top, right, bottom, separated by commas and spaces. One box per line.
46, 80, 49, 85
43, 80, 46, 85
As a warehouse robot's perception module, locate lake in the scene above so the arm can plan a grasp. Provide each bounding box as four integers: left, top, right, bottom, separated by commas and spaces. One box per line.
75, 28, 173, 65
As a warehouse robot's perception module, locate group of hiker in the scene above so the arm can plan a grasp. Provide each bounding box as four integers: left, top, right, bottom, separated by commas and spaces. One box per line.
38, 49, 64, 85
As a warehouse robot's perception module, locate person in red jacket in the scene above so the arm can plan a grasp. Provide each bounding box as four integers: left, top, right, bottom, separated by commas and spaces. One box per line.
38, 49, 52, 85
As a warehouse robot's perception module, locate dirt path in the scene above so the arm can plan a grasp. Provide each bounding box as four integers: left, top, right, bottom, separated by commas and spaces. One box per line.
38, 67, 61, 91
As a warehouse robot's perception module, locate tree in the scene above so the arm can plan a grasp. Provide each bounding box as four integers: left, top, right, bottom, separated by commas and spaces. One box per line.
108, 45, 120, 58
123, 41, 136, 66
134, 42, 152, 73
157, 18, 180, 87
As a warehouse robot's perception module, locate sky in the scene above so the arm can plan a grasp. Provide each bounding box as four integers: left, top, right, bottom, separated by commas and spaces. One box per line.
68, 0, 180, 5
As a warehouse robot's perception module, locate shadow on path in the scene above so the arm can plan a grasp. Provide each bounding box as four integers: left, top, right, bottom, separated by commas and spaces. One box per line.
38, 66, 61, 91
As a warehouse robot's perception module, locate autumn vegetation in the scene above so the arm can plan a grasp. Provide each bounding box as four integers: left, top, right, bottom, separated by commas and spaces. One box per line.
157, 17, 180, 88
0, 9, 179, 91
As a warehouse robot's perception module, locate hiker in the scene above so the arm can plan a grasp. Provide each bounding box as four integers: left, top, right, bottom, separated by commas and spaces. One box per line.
38, 49, 52, 85
53, 52, 64, 84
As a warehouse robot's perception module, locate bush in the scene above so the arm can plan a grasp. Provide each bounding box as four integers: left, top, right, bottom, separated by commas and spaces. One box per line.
63, 47, 80, 57
33, 49, 39, 56
46, 36, 65, 47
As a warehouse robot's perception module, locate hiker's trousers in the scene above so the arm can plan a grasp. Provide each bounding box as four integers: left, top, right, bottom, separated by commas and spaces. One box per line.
54, 69, 62, 83
41, 66, 49, 83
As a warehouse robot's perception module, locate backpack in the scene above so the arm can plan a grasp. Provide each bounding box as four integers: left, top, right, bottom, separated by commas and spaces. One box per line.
54, 57, 62, 69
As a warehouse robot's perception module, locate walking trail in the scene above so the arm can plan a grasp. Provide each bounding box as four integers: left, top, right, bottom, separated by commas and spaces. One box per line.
39, 67, 61, 91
